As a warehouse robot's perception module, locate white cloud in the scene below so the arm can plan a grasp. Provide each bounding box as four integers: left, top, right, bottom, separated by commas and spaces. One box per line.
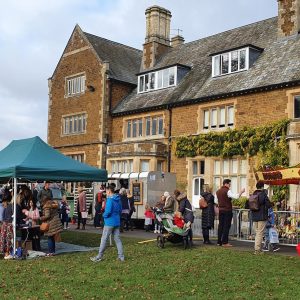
0, 0, 277, 149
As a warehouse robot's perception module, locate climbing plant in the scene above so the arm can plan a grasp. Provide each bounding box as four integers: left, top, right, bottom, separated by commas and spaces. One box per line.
175, 119, 290, 168
175, 119, 290, 202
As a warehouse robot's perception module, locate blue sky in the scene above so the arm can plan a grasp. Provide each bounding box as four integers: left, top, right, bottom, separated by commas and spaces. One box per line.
0, 0, 277, 149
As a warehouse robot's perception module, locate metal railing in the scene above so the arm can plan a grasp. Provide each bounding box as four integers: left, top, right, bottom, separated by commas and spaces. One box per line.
192, 209, 300, 246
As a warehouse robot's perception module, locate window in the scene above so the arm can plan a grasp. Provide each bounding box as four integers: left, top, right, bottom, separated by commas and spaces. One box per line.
212, 48, 249, 77
192, 160, 205, 176
110, 160, 133, 173
202, 105, 234, 130
157, 161, 164, 172
67, 154, 84, 162
63, 114, 86, 135
295, 96, 300, 119
213, 158, 247, 194
138, 66, 177, 93
66, 75, 85, 97
126, 116, 164, 139
140, 160, 150, 172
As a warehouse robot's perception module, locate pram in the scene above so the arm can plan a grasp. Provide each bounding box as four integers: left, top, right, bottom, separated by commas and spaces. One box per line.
154, 208, 192, 249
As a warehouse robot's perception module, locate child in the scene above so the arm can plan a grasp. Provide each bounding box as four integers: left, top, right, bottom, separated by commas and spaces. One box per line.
263, 204, 280, 252
154, 195, 165, 233
60, 196, 70, 230
144, 204, 154, 232
173, 211, 185, 229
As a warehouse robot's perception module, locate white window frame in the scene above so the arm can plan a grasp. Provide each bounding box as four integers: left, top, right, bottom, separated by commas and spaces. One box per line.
137, 66, 177, 94
66, 74, 86, 97
202, 105, 235, 131
212, 47, 249, 77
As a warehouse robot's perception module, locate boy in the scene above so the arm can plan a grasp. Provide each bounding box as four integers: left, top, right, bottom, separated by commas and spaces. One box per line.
263, 204, 280, 252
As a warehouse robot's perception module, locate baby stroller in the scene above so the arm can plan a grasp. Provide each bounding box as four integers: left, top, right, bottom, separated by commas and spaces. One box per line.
154, 208, 192, 249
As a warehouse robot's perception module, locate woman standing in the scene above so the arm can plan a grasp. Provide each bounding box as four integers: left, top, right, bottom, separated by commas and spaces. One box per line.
0, 192, 14, 259
77, 186, 87, 230
40, 197, 62, 256
200, 186, 215, 244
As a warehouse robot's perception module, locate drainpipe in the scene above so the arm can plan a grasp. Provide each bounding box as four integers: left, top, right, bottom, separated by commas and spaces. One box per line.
167, 106, 172, 172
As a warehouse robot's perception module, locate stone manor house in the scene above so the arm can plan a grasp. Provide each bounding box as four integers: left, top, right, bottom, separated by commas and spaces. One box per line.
48, 1, 300, 207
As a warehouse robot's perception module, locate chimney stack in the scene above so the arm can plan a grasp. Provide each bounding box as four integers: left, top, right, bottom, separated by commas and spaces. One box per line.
278, 0, 300, 37
142, 6, 172, 70
171, 35, 185, 47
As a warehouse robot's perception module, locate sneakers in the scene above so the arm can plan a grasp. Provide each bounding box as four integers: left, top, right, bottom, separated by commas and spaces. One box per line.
272, 246, 280, 252
90, 256, 102, 262
262, 246, 269, 252
4, 254, 14, 260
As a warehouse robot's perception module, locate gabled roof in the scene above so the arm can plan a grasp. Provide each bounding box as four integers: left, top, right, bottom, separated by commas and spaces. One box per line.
83, 32, 142, 85
112, 17, 300, 115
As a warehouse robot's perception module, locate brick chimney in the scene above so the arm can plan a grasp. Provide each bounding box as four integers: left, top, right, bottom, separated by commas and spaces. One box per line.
142, 6, 172, 70
171, 35, 185, 47
278, 0, 300, 37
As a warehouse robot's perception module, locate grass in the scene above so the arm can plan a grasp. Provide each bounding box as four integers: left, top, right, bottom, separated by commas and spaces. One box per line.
0, 231, 300, 299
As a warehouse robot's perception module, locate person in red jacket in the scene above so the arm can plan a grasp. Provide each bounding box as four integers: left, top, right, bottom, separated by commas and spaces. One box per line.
173, 211, 185, 228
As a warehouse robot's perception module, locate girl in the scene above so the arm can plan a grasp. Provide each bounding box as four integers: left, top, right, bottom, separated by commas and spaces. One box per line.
60, 196, 70, 230
23, 199, 40, 226
144, 204, 154, 232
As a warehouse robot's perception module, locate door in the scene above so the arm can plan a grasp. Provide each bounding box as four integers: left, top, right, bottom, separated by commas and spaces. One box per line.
192, 177, 204, 208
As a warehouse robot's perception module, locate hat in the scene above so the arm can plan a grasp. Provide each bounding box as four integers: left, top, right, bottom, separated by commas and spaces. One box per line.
164, 191, 170, 198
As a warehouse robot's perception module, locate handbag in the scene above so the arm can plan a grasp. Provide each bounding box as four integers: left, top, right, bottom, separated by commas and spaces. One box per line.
40, 222, 49, 232
199, 197, 208, 209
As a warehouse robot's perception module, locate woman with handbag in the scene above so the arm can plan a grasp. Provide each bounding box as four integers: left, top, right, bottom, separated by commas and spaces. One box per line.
200, 185, 215, 244
40, 196, 63, 256
77, 186, 87, 230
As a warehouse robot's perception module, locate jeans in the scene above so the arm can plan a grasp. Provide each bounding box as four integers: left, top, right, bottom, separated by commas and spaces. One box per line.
218, 211, 233, 245
254, 221, 266, 251
48, 236, 55, 254
97, 226, 124, 260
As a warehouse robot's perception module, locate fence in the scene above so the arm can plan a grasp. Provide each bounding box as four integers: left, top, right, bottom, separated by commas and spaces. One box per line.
192, 209, 300, 246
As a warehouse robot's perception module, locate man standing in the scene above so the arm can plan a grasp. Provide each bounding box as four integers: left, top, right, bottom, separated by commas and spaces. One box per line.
90, 184, 124, 262
216, 179, 245, 247
37, 181, 53, 207
251, 181, 271, 254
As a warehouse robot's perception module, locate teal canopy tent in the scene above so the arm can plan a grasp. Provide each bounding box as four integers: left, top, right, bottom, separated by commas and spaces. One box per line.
0, 136, 107, 182
0, 136, 107, 256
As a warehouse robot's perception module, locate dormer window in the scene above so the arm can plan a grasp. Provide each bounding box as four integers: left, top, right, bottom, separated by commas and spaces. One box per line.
211, 45, 263, 77
138, 66, 176, 93
137, 64, 190, 94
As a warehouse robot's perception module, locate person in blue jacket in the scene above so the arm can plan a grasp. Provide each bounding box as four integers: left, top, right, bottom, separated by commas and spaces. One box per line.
90, 184, 124, 262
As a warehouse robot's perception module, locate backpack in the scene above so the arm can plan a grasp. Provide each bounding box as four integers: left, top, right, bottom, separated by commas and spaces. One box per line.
248, 193, 260, 211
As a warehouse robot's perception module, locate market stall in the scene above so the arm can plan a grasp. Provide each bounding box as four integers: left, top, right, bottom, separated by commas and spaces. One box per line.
0, 136, 107, 255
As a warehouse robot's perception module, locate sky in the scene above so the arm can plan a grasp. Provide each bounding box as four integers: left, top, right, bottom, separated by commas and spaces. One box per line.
0, 0, 278, 150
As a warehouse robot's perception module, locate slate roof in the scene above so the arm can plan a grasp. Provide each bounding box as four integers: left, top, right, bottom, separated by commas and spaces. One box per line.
84, 32, 142, 85
112, 17, 300, 115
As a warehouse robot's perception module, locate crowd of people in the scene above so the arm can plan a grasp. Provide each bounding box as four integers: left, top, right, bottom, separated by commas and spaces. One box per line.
0, 178, 282, 261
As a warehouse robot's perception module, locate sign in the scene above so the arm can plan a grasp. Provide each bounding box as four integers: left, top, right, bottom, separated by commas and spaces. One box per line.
131, 181, 143, 205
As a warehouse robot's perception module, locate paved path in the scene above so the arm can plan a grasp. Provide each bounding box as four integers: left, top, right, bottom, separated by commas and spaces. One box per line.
67, 224, 298, 257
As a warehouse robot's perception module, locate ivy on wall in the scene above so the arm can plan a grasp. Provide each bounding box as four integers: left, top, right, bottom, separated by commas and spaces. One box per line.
175, 119, 290, 167
174, 119, 290, 203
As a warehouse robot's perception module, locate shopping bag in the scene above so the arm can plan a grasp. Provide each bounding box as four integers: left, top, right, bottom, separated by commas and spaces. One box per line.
269, 227, 279, 244
81, 211, 88, 219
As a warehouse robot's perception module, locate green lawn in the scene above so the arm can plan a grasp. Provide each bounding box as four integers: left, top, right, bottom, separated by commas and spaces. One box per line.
0, 231, 299, 299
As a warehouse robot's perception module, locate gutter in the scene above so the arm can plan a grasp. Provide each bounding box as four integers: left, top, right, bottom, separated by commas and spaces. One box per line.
167, 105, 172, 172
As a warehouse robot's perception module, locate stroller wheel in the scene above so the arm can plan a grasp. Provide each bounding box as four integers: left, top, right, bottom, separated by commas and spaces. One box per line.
157, 235, 165, 248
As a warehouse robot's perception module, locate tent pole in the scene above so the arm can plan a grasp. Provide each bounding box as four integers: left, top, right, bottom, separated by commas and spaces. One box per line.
13, 177, 17, 257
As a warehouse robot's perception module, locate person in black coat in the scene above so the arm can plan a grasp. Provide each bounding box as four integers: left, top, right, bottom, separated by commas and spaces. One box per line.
200, 186, 215, 244
177, 193, 194, 242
